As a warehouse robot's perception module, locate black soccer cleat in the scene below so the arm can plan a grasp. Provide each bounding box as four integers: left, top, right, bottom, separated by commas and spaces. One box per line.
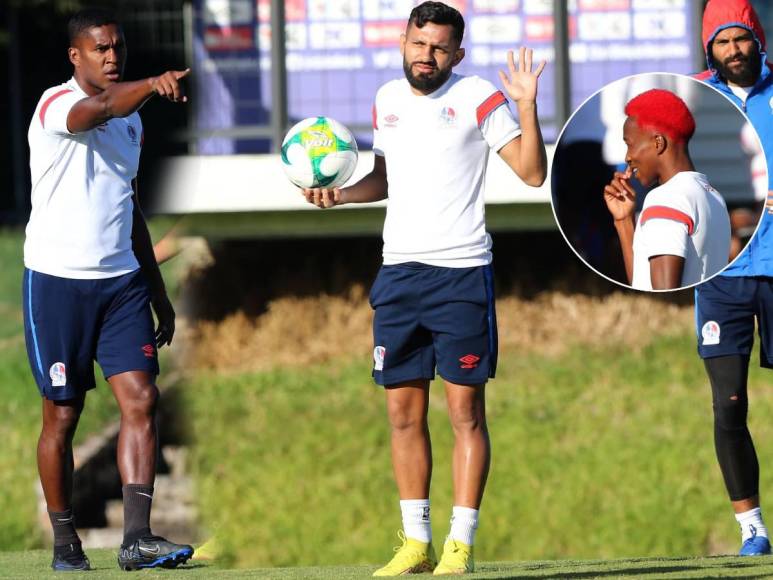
52, 542, 91, 572
117, 534, 194, 571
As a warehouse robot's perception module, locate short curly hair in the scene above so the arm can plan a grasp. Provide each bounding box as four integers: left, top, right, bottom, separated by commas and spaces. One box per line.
408, 2, 465, 44
624, 89, 696, 144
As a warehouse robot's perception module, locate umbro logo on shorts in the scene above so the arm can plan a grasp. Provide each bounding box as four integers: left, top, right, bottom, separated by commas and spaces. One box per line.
459, 354, 480, 369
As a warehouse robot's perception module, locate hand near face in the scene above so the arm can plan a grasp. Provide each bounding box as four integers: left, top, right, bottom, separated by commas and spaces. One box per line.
604, 169, 637, 222
498, 47, 546, 104
302, 187, 342, 208
150, 68, 190, 103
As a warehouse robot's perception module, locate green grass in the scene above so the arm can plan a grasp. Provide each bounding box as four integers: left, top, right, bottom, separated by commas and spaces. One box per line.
4, 550, 773, 579
184, 334, 773, 568
0, 225, 181, 550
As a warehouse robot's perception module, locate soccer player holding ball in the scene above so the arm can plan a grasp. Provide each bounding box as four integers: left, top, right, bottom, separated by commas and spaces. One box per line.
302, 2, 546, 574
693, 0, 773, 556
24, 8, 193, 571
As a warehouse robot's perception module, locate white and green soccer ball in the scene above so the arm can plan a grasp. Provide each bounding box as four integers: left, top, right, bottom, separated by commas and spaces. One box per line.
280, 116, 359, 189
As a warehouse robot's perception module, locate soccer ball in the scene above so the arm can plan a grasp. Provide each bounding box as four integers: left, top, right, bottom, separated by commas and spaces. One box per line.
280, 117, 358, 189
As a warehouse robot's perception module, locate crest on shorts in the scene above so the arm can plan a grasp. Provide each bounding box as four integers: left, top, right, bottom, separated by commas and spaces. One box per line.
702, 321, 720, 346
374, 346, 386, 371
49, 362, 66, 387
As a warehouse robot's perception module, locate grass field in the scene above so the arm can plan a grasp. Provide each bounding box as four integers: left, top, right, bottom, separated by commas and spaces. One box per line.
3, 550, 773, 579
183, 328, 773, 568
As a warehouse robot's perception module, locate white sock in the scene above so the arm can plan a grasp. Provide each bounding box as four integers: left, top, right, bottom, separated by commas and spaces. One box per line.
400, 499, 431, 543
736, 507, 768, 541
449, 506, 479, 546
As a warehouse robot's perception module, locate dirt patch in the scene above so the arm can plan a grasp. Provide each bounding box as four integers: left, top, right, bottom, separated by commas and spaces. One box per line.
182, 289, 693, 372
177, 232, 695, 372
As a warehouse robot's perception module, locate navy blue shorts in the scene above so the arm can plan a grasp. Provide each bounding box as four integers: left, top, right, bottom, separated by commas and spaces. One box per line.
23, 268, 159, 401
369, 262, 497, 386
695, 275, 773, 368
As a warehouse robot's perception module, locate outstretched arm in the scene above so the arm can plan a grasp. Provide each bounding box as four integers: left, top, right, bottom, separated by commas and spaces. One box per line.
497, 47, 547, 187
67, 69, 190, 133
302, 154, 388, 208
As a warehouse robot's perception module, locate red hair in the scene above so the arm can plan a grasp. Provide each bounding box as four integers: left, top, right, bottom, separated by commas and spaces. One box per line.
624, 89, 696, 143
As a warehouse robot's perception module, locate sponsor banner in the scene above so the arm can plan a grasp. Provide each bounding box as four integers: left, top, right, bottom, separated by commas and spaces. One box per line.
577, 12, 631, 40
524, 16, 554, 42
256, 0, 307, 23
473, 0, 520, 13
203, 0, 252, 26
523, 0, 552, 15
308, 23, 363, 50
470, 15, 522, 44
204, 25, 254, 51
257, 23, 308, 52
632, 0, 685, 9
633, 11, 686, 39
363, 22, 405, 47
579, 0, 630, 10
362, 0, 416, 20
308, 0, 360, 21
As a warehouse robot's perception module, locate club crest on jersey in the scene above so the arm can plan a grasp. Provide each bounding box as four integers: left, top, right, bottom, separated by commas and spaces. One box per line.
374, 346, 386, 371
702, 321, 720, 346
439, 106, 457, 127
384, 114, 399, 128
127, 125, 138, 144
49, 362, 67, 387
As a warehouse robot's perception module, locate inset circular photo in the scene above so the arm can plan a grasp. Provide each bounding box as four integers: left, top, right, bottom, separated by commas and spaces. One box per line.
551, 72, 767, 291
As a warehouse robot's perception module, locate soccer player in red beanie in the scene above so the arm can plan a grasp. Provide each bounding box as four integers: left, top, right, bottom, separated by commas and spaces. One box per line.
693, 0, 773, 557
603, 88, 731, 290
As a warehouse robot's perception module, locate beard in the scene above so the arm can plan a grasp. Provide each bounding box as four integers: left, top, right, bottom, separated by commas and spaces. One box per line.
402, 58, 452, 93
714, 48, 761, 86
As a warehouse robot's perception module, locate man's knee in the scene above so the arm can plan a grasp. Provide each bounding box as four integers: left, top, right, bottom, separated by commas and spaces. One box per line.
42, 400, 83, 438
713, 392, 748, 431
121, 382, 160, 419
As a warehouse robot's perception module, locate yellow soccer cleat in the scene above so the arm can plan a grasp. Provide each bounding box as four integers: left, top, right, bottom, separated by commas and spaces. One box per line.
433, 538, 474, 575
191, 536, 221, 561
373, 531, 437, 576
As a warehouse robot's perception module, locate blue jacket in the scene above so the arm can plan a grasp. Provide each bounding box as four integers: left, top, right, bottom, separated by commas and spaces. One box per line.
696, 0, 773, 277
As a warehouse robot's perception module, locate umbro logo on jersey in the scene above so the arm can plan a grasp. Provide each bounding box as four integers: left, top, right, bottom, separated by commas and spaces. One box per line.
384, 114, 399, 127
459, 354, 480, 369
127, 125, 138, 144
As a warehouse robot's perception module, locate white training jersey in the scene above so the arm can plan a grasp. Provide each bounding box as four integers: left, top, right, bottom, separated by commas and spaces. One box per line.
372, 73, 521, 267
25, 77, 142, 279
631, 171, 730, 290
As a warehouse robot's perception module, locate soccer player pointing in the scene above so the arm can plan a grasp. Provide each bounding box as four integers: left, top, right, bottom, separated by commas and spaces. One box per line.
304, 1, 546, 575
603, 89, 730, 291
25, 8, 192, 571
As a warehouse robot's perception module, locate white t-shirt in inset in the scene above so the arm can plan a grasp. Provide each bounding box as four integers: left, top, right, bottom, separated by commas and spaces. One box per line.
25, 78, 142, 279
632, 171, 730, 290
372, 73, 521, 267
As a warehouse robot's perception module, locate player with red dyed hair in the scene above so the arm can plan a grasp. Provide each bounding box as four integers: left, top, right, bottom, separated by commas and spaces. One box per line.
603, 88, 731, 290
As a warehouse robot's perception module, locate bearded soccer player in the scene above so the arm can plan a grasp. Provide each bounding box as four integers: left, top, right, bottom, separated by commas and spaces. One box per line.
693, 0, 773, 556
302, 1, 546, 575
603, 89, 730, 291
25, 8, 193, 571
